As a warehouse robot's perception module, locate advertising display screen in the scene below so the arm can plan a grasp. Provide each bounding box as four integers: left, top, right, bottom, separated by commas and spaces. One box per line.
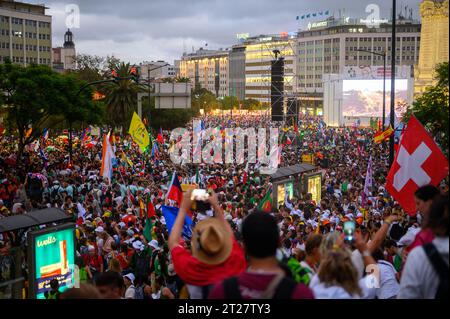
305, 173, 322, 204
29, 224, 76, 299
277, 181, 294, 207
342, 79, 408, 118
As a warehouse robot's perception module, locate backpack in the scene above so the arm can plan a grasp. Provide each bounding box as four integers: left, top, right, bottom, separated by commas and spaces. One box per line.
223, 273, 297, 299
423, 243, 449, 299
134, 285, 145, 300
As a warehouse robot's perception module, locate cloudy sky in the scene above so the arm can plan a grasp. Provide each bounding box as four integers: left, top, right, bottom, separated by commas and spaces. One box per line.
27, 0, 421, 64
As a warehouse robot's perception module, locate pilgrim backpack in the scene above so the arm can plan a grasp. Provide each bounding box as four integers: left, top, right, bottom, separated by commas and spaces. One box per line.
423, 243, 449, 299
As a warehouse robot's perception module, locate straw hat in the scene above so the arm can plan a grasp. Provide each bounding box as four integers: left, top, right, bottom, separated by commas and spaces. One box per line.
191, 218, 232, 265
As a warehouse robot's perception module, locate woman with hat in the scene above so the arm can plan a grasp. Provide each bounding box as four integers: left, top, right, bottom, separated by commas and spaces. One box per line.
168, 189, 246, 299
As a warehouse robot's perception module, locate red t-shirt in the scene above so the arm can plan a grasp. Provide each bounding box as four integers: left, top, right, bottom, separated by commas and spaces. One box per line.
117, 254, 129, 269
83, 254, 103, 272
122, 214, 137, 225
208, 272, 315, 299
171, 238, 246, 287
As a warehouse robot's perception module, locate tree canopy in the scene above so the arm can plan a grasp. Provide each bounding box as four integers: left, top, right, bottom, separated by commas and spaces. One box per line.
405, 62, 449, 154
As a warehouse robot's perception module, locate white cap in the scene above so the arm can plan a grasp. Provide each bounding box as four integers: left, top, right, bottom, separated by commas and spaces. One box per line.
132, 240, 144, 251
123, 273, 135, 284
149, 240, 159, 250
95, 226, 104, 233
118, 222, 126, 228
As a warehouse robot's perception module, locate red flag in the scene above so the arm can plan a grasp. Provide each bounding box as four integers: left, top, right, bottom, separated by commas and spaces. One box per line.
286, 136, 292, 145
242, 170, 248, 184
167, 172, 183, 205
386, 116, 449, 215
147, 197, 156, 218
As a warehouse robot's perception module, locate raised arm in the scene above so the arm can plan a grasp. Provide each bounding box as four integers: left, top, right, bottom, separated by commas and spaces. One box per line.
367, 214, 398, 253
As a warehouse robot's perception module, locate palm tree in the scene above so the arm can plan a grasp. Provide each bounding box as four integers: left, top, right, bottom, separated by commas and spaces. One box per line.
103, 62, 141, 133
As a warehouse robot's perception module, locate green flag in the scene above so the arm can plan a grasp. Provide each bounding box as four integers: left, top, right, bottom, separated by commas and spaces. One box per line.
143, 218, 153, 242
195, 167, 200, 185
257, 190, 273, 213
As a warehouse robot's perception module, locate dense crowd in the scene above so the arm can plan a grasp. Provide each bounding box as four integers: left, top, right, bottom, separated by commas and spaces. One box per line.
0, 114, 448, 299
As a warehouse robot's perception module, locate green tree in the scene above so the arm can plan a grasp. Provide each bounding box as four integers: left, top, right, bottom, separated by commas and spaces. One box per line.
405, 62, 449, 154
191, 88, 219, 112
0, 61, 101, 162
242, 98, 262, 110
103, 62, 142, 132
219, 96, 239, 110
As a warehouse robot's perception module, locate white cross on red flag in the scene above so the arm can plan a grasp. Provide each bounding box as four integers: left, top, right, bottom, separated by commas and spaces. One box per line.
386, 116, 448, 215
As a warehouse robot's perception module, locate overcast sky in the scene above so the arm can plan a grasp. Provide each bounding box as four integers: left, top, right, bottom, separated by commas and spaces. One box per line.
27, 0, 421, 65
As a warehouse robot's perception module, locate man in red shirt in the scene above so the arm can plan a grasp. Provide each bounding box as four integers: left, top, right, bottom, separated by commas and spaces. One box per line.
209, 212, 314, 299
168, 190, 246, 299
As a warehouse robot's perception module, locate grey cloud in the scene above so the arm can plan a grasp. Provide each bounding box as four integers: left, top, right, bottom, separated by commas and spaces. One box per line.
29, 0, 421, 63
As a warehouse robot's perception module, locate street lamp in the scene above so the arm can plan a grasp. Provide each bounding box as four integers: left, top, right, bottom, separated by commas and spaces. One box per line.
389, 0, 397, 167
357, 49, 387, 130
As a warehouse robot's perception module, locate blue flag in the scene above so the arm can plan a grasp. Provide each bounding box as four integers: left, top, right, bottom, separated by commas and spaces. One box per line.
162, 205, 193, 239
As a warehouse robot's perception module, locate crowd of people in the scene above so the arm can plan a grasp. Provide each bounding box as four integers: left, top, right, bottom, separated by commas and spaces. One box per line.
0, 113, 448, 299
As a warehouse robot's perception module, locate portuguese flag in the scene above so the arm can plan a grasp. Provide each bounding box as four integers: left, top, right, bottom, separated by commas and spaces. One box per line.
258, 190, 273, 213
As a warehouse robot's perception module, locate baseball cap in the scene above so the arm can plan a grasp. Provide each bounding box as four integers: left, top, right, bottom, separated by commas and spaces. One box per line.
95, 226, 104, 233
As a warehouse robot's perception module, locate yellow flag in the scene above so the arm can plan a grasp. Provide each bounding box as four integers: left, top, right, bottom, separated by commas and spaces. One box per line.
121, 152, 133, 167
128, 112, 149, 152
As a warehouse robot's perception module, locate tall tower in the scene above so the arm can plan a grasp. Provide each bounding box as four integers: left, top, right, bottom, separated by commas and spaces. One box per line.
63, 29, 75, 49
414, 0, 449, 95
62, 29, 76, 70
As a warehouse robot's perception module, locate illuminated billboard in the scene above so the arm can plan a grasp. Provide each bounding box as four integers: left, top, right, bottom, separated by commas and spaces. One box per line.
28, 223, 76, 299
342, 79, 408, 118
277, 181, 294, 207
304, 173, 322, 204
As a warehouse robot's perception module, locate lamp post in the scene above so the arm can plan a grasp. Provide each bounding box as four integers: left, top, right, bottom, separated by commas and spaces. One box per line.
357, 49, 387, 130
389, 0, 397, 167
141, 63, 171, 118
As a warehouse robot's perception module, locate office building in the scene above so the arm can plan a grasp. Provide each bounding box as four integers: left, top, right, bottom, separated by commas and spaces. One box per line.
139, 60, 176, 81
229, 44, 246, 100
296, 15, 421, 115
179, 48, 229, 97
0, 0, 52, 66
242, 34, 297, 103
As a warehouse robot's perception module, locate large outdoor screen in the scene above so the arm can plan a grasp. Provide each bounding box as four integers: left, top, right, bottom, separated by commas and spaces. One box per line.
342, 79, 408, 118
28, 224, 76, 299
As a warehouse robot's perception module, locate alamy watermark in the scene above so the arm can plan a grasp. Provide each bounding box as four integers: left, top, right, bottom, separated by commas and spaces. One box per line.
65, 4, 80, 29
362, 4, 388, 28
169, 120, 281, 174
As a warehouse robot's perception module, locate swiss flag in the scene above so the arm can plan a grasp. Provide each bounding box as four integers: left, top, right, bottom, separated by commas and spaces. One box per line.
386, 116, 448, 215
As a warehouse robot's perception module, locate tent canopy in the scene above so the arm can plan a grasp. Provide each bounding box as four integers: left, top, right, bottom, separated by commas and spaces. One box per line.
269, 163, 316, 180
0, 208, 71, 233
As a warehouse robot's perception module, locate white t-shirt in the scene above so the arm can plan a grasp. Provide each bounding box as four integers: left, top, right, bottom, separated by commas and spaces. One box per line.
125, 285, 136, 299
376, 260, 400, 299
398, 237, 449, 299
